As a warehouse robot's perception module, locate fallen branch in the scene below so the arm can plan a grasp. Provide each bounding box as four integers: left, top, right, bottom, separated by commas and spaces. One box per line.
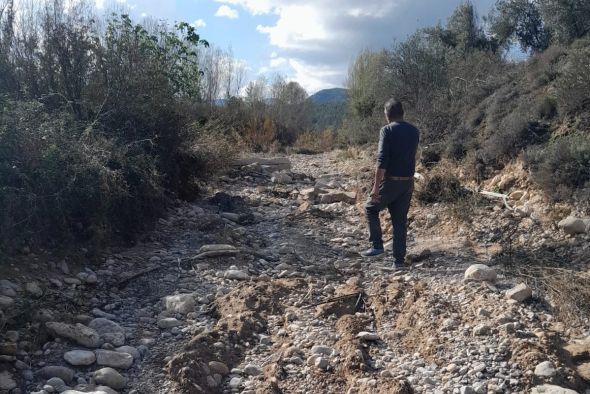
477, 190, 513, 211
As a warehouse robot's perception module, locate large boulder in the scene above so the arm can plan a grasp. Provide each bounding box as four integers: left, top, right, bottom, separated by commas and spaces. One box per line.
95, 349, 133, 369
64, 350, 96, 366
531, 385, 578, 394
163, 294, 196, 314
0, 371, 17, 390
558, 216, 588, 235
37, 365, 75, 383
93, 367, 126, 389
271, 172, 293, 184
88, 318, 126, 347
319, 191, 357, 204
464, 264, 497, 283
46, 322, 101, 348
534, 361, 557, 378
506, 283, 533, 302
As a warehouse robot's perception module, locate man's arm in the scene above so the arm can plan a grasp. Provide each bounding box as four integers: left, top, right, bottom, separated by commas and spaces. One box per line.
371, 128, 388, 202
370, 168, 385, 202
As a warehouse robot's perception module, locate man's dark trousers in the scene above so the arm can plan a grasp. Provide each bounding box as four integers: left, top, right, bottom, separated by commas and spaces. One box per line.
365, 179, 413, 262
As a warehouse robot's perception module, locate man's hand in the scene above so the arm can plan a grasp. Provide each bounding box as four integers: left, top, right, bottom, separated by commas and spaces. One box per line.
370, 187, 380, 203
370, 167, 386, 204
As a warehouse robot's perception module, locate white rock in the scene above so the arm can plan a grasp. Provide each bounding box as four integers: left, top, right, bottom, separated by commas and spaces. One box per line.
115, 346, 141, 361
224, 270, 249, 280
194, 244, 239, 259
558, 216, 587, 235
88, 318, 126, 346
506, 283, 532, 302
93, 367, 126, 389
243, 364, 262, 376
315, 357, 329, 370
46, 322, 101, 348
534, 361, 557, 378
271, 172, 293, 184
464, 264, 497, 283
311, 345, 335, 356
229, 377, 242, 389
0, 295, 15, 308
0, 370, 17, 390
357, 332, 380, 341
163, 294, 196, 314
64, 350, 96, 366
25, 281, 43, 297
95, 350, 134, 369
531, 385, 578, 394
157, 318, 183, 329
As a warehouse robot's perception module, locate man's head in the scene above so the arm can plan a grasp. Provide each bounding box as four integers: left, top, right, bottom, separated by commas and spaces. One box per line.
384, 98, 404, 122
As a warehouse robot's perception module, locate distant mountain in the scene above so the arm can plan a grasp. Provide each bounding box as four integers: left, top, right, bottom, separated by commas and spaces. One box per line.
309, 88, 348, 104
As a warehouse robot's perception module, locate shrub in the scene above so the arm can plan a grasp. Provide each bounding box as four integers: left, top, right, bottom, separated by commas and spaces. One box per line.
416, 170, 467, 204
524, 133, 590, 200
445, 126, 472, 160
555, 48, 590, 114
294, 129, 336, 154
0, 100, 166, 253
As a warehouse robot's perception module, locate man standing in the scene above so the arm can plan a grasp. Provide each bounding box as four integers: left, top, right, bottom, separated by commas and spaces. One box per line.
360, 99, 419, 270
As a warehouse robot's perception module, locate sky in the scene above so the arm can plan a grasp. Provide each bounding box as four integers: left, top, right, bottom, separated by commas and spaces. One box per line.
98, 0, 498, 94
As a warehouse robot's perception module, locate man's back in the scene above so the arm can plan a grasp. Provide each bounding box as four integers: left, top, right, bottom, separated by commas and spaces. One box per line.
377, 121, 420, 178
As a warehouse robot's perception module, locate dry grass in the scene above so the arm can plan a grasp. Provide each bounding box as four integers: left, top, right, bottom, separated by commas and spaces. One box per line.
517, 265, 590, 327
294, 129, 336, 154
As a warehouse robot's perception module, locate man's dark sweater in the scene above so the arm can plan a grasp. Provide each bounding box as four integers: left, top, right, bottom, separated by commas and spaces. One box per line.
376, 121, 420, 177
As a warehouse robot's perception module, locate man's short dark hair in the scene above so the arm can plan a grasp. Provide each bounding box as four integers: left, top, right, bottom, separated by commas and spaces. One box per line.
384, 98, 404, 119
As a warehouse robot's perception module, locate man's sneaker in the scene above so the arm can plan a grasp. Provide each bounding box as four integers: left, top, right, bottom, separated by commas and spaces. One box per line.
360, 247, 385, 257
393, 261, 408, 271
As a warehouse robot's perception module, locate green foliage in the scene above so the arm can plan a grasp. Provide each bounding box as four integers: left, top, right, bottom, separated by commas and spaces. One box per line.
555, 47, 590, 114
416, 171, 467, 204
490, 0, 550, 52
0, 100, 166, 252
525, 133, 590, 199
0, 3, 220, 254
310, 101, 346, 131
539, 0, 590, 45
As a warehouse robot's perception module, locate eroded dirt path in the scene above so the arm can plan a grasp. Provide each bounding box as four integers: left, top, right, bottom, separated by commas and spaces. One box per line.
1, 152, 589, 394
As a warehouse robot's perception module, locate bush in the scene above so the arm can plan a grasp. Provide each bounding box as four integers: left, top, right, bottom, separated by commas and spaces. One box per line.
525, 133, 590, 200
0, 101, 166, 252
294, 129, 336, 154
416, 170, 467, 204
555, 48, 590, 114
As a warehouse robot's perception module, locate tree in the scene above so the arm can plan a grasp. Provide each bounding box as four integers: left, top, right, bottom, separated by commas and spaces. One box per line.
490, 0, 549, 52
539, 0, 590, 45
444, 1, 492, 52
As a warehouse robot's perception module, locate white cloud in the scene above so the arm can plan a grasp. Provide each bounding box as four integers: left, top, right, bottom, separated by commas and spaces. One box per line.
270, 57, 286, 67
215, 0, 273, 15
288, 58, 341, 94
215, 5, 239, 19
192, 19, 207, 28
256, 4, 329, 50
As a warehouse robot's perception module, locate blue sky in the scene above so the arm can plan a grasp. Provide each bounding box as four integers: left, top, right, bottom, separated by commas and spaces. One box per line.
100, 0, 498, 94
